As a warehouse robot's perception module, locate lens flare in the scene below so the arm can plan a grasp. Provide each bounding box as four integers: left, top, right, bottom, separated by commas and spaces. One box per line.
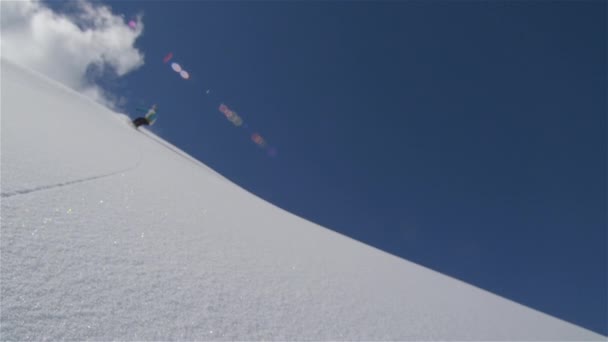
162, 53, 278, 157
251, 133, 267, 147
218, 103, 244, 127
267, 147, 278, 157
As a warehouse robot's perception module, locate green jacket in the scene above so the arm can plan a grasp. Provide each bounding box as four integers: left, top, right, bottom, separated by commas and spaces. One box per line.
144, 104, 158, 125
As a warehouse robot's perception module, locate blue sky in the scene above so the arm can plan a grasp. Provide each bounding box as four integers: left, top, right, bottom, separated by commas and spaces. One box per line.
84, 1, 607, 334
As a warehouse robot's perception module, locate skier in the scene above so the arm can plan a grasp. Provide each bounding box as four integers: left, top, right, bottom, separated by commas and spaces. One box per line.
132, 104, 158, 128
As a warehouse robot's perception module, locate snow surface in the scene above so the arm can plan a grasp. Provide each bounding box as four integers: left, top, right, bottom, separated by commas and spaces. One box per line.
1, 58, 605, 341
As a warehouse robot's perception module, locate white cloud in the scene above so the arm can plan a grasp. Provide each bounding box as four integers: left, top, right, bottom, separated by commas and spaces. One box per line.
0, 0, 144, 108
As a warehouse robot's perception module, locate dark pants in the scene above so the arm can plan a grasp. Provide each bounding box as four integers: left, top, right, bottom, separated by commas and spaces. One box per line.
132, 117, 149, 127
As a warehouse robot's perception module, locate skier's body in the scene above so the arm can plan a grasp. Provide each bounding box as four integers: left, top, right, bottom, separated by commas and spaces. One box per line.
132, 104, 158, 127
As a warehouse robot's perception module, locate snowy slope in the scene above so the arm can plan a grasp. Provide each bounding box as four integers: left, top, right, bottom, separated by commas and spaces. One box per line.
1, 58, 604, 341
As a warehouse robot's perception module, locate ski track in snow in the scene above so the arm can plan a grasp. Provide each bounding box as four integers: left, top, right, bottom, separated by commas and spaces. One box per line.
1, 154, 142, 199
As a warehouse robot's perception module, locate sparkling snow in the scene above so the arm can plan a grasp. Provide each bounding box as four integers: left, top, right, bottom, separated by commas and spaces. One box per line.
1, 59, 604, 340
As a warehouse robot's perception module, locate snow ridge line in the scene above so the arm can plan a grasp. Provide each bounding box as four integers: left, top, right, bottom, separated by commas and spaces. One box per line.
137, 128, 228, 181
138, 128, 203, 166
1, 153, 143, 199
